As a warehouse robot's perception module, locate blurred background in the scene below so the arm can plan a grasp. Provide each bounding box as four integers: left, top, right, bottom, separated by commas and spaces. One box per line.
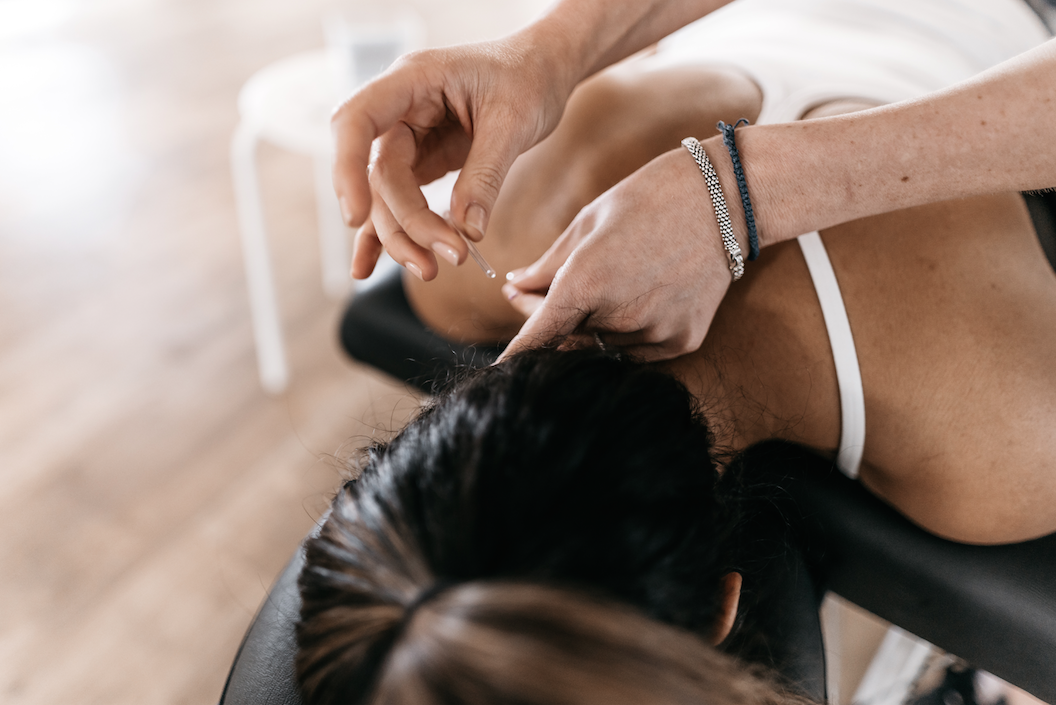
0, 0, 546, 702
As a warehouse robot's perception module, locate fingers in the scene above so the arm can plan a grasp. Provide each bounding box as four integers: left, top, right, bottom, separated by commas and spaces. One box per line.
499, 292, 652, 361
503, 230, 579, 295
499, 228, 597, 359
367, 196, 439, 280
498, 296, 586, 362
502, 288, 652, 356
449, 115, 528, 242
331, 69, 424, 227
499, 280, 710, 362
502, 285, 544, 319
595, 317, 709, 360
368, 123, 468, 268
504, 264, 552, 296
594, 319, 712, 361
350, 220, 384, 280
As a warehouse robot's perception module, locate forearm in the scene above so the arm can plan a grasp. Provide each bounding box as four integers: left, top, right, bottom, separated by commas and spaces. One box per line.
521, 0, 735, 92
738, 37, 1056, 244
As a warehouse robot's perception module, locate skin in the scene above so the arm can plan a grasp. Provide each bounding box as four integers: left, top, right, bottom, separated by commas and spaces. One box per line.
404, 63, 1056, 546
333, 0, 737, 278
714, 572, 742, 646
403, 61, 763, 345
501, 38, 1056, 359
331, 0, 1055, 361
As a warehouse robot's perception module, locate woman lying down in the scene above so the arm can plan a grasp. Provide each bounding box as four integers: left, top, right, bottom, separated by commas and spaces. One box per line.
296, 0, 1056, 701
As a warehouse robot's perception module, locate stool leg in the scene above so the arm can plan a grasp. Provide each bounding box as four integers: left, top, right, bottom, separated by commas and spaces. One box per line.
313, 154, 351, 299
822, 595, 844, 705
231, 122, 289, 394
852, 626, 933, 705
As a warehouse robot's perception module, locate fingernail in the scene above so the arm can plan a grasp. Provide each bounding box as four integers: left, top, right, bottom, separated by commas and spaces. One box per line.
502, 283, 520, 300
508, 266, 534, 284
432, 242, 461, 267
465, 204, 487, 241
339, 196, 352, 224
406, 262, 424, 281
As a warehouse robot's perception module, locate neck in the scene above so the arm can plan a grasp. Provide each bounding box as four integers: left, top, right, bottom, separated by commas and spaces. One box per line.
659, 239, 845, 464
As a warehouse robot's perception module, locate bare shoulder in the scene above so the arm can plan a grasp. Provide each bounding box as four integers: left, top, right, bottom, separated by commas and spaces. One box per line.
824, 193, 1056, 544
675, 192, 1056, 544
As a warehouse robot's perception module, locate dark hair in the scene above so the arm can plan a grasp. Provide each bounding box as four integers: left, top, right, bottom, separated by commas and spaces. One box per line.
296, 348, 792, 704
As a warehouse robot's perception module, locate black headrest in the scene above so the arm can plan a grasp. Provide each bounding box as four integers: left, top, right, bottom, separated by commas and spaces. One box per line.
218, 544, 304, 705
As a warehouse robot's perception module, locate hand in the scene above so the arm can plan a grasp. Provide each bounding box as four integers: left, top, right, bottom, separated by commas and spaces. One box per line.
332, 33, 576, 281
500, 147, 737, 361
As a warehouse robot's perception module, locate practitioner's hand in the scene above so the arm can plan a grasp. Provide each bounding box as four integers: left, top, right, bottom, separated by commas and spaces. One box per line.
501, 147, 740, 361
333, 32, 577, 281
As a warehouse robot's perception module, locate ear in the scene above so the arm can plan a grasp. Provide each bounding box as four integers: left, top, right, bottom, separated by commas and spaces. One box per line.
712, 572, 742, 645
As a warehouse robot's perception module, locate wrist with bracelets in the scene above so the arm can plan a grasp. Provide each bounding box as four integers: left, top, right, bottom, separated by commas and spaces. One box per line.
680, 120, 759, 282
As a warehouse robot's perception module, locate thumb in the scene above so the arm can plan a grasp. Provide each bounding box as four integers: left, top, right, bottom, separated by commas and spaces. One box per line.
501, 284, 545, 319
498, 295, 585, 362
504, 234, 576, 294
450, 121, 525, 242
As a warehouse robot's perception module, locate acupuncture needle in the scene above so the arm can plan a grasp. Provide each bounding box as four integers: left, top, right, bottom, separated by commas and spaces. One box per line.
440, 209, 495, 278
462, 234, 496, 278
448, 222, 495, 278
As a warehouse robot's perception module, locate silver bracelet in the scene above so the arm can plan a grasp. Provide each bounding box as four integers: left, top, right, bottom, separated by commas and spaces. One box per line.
681, 137, 744, 281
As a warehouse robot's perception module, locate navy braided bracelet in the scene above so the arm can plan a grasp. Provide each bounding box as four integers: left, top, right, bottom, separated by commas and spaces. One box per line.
717, 118, 759, 261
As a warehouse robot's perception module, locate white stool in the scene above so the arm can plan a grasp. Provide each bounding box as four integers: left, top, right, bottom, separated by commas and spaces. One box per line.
231, 49, 350, 395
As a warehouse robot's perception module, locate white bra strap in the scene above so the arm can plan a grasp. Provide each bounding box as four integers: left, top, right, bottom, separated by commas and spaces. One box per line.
796, 232, 866, 478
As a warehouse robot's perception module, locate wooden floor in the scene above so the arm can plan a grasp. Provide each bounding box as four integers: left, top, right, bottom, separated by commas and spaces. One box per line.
0, 1, 543, 703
